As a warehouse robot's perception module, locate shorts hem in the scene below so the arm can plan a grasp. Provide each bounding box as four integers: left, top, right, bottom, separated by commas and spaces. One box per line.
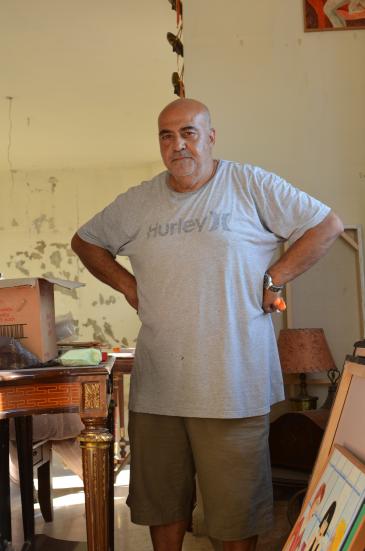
128, 505, 192, 527
207, 515, 274, 542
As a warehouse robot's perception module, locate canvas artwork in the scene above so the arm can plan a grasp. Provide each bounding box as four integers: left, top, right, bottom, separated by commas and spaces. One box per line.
283, 445, 365, 551
304, 1, 365, 31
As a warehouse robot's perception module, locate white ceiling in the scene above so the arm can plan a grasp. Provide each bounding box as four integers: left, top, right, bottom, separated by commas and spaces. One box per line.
0, 0, 177, 171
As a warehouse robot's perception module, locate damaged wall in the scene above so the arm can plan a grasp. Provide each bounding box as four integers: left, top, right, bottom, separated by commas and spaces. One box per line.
0, 162, 164, 348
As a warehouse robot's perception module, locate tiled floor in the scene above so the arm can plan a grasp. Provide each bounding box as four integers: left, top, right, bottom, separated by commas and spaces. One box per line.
8, 453, 291, 551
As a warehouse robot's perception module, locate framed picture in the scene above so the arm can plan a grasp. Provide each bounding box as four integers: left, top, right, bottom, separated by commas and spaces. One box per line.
283, 444, 365, 551
286, 357, 365, 550
304, 1, 365, 31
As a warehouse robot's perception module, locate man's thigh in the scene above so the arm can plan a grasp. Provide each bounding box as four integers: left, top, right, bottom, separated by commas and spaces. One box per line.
127, 412, 196, 526
186, 415, 273, 541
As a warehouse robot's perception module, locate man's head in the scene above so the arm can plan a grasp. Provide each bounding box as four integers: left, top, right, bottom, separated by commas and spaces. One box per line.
158, 98, 216, 192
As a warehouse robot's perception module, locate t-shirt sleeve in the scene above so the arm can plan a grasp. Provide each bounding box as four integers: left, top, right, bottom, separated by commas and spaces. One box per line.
77, 188, 140, 256
247, 166, 331, 242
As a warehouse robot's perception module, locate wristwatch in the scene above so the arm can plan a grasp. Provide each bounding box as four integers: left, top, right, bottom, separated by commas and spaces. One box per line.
263, 272, 284, 293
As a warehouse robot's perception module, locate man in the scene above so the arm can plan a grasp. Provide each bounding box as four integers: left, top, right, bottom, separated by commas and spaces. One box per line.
71, 98, 343, 551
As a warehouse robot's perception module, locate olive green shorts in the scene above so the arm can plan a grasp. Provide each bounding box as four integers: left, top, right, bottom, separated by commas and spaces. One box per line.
126, 412, 273, 541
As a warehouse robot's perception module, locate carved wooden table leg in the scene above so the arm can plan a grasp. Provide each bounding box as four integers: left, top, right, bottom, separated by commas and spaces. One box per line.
79, 418, 113, 551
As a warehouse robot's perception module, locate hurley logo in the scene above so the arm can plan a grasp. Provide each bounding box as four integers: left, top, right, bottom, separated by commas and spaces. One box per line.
147, 211, 232, 238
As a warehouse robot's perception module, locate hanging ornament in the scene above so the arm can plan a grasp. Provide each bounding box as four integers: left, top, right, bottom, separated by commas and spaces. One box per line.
166, 0, 185, 97
172, 71, 185, 98
166, 32, 184, 57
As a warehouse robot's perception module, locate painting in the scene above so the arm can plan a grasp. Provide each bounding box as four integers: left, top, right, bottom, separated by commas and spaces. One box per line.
304, 1, 365, 31
283, 445, 365, 551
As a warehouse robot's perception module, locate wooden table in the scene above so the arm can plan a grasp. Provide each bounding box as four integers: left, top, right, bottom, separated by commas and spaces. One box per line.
0, 358, 115, 551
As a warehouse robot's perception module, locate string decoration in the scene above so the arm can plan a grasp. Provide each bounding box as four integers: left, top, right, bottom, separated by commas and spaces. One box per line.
167, 0, 185, 97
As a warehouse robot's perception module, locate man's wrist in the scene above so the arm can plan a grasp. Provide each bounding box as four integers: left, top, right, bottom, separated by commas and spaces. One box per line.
263, 272, 285, 293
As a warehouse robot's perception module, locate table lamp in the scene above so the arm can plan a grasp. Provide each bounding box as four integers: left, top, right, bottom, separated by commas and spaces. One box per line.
277, 328, 337, 411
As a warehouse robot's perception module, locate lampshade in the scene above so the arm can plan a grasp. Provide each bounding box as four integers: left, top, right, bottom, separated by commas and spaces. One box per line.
277, 328, 336, 374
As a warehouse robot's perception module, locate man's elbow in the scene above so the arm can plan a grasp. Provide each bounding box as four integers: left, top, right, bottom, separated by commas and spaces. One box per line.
327, 210, 344, 239
71, 232, 86, 256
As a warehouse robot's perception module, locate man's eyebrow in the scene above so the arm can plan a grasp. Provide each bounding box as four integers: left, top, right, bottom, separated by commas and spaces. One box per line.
181, 125, 198, 132
159, 129, 172, 137
159, 125, 198, 137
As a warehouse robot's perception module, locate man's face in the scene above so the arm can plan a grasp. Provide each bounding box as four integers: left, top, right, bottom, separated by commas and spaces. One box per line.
158, 104, 215, 185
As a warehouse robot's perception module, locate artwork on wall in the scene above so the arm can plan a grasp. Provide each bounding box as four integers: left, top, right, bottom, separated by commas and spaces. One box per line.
283, 444, 365, 551
304, 0, 365, 31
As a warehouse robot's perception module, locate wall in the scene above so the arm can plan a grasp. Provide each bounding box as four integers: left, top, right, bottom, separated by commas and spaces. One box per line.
184, 0, 365, 368
0, 162, 164, 347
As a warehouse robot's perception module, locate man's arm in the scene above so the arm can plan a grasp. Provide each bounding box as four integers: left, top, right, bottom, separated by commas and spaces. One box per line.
262, 210, 344, 313
71, 233, 138, 310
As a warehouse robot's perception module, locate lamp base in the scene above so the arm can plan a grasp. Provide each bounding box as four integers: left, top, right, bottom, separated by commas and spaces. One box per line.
288, 373, 318, 411
289, 395, 318, 411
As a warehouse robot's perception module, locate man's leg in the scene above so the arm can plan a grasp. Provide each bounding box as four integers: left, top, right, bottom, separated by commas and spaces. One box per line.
186, 416, 272, 546
127, 413, 196, 547
150, 519, 190, 551
222, 535, 258, 551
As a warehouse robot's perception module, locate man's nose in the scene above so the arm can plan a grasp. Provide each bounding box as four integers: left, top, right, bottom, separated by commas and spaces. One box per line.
173, 136, 186, 150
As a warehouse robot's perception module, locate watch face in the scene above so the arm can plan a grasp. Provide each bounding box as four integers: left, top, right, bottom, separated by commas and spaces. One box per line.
263, 273, 271, 289
264, 273, 283, 292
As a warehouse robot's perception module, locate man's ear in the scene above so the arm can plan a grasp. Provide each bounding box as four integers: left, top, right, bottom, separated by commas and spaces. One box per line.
209, 128, 216, 145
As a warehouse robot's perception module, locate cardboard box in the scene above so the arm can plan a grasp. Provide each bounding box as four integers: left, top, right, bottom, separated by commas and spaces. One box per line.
0, 277, 84, 362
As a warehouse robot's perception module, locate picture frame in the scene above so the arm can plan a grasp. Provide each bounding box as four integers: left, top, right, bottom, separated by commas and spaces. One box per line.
304, 1, 365, 32
283, 444, 365, 551
286, 356, 365, 550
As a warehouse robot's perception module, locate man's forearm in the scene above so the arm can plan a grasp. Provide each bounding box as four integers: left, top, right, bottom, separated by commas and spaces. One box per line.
267, 211, 344, 286
71, 233, 138, 309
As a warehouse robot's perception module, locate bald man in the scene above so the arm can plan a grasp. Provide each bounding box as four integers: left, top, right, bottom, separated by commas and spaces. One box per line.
72, 98, 343, 551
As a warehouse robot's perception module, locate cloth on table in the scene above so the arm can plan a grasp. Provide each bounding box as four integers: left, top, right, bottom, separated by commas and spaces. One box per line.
9, 412, 84, 482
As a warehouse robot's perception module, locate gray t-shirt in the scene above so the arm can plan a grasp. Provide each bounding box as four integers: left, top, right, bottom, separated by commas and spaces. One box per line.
78, 161, 330, 418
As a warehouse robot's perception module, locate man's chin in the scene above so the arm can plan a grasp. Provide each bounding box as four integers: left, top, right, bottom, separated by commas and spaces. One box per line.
170, 168, 195, 179
169, 159, 195, 176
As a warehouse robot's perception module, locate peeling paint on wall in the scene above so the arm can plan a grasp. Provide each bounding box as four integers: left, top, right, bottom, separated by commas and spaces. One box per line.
48, 177, 58, 193
15, 260, 30, 275
50, 250, 62, 269
35, 241, 46, 254
32, 214, 55, 234
83, 318, 108, 344
14, 251, 42, 261
103, 321, 118, 342
94, 294, 116, 306
1, 166, 146, 348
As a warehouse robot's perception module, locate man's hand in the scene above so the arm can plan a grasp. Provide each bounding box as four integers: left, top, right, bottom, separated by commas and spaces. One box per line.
262, 289, 285, 314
